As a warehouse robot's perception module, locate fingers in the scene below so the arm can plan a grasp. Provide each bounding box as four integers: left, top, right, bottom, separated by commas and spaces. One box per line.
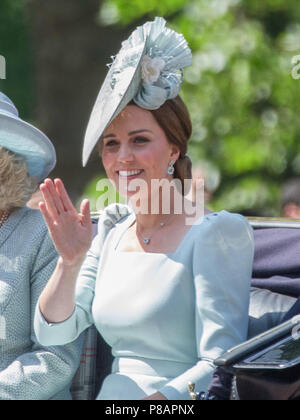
47, 179, 66, 214
40, 178, 76, 217
39, 201, 54, 229
80, 199, 91, 227
40, 179, 90, 229
40, 180, 62, 218
54, 178, 75, 212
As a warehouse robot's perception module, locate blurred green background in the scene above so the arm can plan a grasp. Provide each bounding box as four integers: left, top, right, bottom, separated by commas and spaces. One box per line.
1, 0, 300, 215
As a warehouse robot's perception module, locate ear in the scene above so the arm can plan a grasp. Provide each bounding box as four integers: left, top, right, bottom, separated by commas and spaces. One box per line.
169, 144, 181, 162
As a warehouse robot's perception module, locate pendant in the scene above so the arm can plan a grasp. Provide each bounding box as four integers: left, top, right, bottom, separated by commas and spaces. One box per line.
143, 238, 150, 244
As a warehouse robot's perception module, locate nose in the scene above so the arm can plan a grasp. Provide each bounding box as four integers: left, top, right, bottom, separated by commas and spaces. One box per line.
117, 143, 134, 163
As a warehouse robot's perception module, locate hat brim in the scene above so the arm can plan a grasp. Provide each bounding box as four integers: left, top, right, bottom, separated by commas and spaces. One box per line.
0, 114, 56, 181
82, 41, 147, 167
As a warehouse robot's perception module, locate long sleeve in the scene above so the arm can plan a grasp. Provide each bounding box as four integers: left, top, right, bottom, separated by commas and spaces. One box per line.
0, 231, 83, 400
34, 203, 131, 347
34, 233, 101, 346
159, 212, 254, 400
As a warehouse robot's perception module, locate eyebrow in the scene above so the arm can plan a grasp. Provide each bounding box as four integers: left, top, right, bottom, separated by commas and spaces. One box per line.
103, 129, 153, 139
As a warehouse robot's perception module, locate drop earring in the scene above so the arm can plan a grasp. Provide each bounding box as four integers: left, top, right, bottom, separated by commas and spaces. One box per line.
167, 160, 175, 175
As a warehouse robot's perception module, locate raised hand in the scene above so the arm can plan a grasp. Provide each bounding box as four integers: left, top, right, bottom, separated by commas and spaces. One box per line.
39, 178, 93, 265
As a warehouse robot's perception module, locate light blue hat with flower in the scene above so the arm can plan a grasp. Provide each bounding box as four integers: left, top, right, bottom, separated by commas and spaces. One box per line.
0, 92, 56, 181
83, 17, 192, 166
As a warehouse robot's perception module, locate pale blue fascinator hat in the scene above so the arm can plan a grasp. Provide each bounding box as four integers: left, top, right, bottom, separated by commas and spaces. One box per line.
0, 92, 56, 181
83, 17, 192, 166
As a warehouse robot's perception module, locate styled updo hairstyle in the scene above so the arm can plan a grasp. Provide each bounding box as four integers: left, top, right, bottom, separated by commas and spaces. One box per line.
0, 146, 38, 211
150, 95, 193, 189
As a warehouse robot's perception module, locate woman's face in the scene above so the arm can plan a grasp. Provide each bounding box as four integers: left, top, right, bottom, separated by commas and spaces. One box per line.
100, 105, 180, 200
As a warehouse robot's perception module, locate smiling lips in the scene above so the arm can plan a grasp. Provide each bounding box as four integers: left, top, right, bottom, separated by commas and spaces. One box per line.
117, 170, 144, 178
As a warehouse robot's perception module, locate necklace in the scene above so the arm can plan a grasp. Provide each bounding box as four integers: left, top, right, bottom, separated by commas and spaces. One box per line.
135, 213, 175, 245
0, 210, 9, 229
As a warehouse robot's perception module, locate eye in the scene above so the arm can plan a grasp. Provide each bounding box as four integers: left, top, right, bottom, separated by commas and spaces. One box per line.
104, 139, 119, 147
133, 136, 149, 144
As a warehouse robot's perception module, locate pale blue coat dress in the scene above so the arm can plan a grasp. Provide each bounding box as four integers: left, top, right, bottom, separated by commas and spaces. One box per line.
0, 207, 83, 400
35, 204, 254, 400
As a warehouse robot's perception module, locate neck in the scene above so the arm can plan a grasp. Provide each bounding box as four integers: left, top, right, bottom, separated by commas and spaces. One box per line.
132, 192, 182, 230
135, 212, 172, 231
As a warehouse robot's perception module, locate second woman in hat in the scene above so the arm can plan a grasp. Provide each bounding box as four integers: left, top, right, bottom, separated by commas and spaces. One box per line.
0, 92, 83, 400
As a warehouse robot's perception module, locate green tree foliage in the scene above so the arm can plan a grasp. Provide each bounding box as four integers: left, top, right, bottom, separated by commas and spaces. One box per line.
0, 0, 33, 118
2, 0, 300, 214
98, 0, 300, 215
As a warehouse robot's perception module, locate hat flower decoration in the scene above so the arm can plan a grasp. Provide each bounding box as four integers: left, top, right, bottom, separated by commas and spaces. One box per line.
141, 55, 166, 85
83, 17, 192, 166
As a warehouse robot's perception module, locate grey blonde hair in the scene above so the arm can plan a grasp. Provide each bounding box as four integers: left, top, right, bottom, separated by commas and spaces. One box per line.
0, 146, 39, 211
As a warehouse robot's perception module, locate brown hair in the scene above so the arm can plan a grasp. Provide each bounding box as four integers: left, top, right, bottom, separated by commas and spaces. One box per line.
149, 95, 193, 187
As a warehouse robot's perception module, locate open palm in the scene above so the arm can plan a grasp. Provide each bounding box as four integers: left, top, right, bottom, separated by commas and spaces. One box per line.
39, 178, 93, 265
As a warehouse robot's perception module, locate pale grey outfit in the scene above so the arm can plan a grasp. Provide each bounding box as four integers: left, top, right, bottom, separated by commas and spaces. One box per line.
35, 204, 254, 400
0, 207, 83, 400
